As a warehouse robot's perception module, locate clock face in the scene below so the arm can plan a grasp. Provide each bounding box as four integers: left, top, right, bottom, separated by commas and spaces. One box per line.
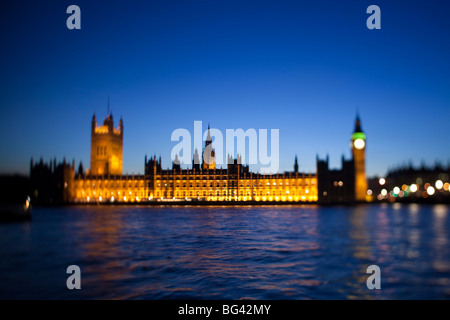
353, 138, 365, 150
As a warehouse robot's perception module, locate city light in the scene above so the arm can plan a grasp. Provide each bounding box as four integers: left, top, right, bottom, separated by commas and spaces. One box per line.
435, 180, 443, 190
427, 186, 435, 196
393, 187, 400, 195
381, 189, 387, 196
410, 184, 418, 192
367, 189, 373, 196
379, 178, 386, 185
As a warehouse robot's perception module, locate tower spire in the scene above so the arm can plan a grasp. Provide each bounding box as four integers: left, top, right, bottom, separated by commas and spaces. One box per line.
107, 95, 110, 116
206, 123, 212, 142
354, 112, 362, 133
202, 122, 216, 170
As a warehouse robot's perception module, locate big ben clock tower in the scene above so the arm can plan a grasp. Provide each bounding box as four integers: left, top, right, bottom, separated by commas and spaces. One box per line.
351, 114, 368, 202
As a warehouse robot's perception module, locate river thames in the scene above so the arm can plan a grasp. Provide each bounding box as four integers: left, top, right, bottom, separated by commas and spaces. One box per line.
0, 204, 449, 299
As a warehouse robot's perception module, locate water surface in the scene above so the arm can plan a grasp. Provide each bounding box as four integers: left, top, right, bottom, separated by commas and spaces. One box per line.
0, 204, 449, 299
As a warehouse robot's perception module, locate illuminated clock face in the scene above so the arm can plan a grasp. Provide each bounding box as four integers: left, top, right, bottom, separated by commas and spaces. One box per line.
353, 138, 365, 150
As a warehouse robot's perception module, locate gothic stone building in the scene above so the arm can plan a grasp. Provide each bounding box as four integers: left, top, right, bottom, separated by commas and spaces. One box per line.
69, 114, 317, 203
31, 113, 370, 204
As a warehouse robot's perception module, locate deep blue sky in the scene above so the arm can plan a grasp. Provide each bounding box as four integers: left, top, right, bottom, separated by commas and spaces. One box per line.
1, 0, 449, 176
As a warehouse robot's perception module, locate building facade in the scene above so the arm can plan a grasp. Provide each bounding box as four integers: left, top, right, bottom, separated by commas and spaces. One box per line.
69, 114, 318, 203
30, 157, 75, 204
316, 154, 355, 203
31, 113, 373, 204
141, 155, 317, 202
316, 115, 368, 203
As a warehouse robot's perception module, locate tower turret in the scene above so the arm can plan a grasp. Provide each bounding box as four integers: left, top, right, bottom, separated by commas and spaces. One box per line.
91, 113, 97, 132
193, 148, 200, 170
119, 117, 124, 137
90, 107, 123, 176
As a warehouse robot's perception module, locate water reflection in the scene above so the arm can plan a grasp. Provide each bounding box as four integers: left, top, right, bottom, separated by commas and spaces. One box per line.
345, 206, 376, 299
433, 205, 449, 273
1, 204, 450, 299
72, 207, 132, 298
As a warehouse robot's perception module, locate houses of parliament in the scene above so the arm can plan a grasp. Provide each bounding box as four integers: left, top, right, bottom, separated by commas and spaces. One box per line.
30, 113, 369, 204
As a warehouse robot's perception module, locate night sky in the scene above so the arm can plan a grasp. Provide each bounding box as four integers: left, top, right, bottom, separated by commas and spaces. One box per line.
1, 0, 449, 176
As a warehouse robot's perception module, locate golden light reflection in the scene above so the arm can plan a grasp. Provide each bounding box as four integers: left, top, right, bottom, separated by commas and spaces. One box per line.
432, 205, 449, 273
